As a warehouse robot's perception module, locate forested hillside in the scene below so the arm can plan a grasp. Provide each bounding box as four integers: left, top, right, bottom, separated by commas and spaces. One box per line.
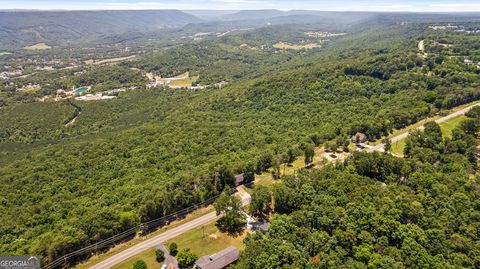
238, 116, 480, 268
0, 10, 200, 50
1, 16, 480, 267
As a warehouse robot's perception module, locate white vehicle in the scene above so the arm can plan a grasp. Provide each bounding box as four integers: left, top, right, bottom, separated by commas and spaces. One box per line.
161, 264, 167, 269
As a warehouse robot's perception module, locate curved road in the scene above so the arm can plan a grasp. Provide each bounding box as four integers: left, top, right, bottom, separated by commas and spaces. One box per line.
368, 102, 480, 152
90, 189, 251, 269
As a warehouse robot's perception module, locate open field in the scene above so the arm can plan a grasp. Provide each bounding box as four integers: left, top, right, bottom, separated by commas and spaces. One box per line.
439, 115, 466, 138
169, 75, 199, 87
391, 139, 406, 156
112, 248, 159, 269
273, 42, 320, 50
0, 52, 12, 56
164, 220, 246, 257
86, 55, 137, 65
23, 43, 51, 50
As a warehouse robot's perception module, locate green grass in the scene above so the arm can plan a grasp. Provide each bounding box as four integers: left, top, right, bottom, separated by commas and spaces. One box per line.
0, 52, 12, 56
165, 220, 246, 257
439, 115, 466, 138
391, 139, 406, 157
373, 100, 480, 146
389, 115, 467, 156
111, 248, 159, 269
253, 148, 328, 186
74, 206, 214, 269
170, 76, 199, 87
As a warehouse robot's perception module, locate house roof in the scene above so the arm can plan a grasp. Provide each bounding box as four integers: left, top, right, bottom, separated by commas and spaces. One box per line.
235, 173, 244, 185
195, 246, 240, 269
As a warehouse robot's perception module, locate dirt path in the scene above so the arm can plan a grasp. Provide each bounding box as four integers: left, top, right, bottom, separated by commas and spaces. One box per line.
64, 99, 82, 127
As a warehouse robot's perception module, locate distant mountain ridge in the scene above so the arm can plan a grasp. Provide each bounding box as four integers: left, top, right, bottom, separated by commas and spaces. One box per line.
0, 10, 201, 50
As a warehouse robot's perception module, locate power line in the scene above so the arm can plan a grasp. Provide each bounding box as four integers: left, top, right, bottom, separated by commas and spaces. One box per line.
43, 183, 251, 269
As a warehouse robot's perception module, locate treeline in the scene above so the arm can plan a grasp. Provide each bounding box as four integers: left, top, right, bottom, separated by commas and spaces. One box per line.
237, 115, 480, 268
1, 23, 480, 265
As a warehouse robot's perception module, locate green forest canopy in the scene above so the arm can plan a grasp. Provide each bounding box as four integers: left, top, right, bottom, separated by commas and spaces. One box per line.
0, 21, 479, 266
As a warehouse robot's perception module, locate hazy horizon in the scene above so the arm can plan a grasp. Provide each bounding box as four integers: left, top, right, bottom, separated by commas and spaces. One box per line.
2, 0, 480, 12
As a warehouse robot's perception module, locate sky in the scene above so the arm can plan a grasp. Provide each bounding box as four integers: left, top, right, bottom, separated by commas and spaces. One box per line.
1, 0, 480, 12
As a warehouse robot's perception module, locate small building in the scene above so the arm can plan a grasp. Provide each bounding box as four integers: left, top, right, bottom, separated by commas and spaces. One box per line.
214, 81, 228, 88
235, 173, 244, 186
195, 246, 240, 269
351, 132, 368, 143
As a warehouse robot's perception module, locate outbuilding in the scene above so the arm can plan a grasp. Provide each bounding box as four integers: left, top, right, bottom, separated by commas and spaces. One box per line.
195, 246, 240, 269
351, 132, 368, 143
235, 173, 244, 186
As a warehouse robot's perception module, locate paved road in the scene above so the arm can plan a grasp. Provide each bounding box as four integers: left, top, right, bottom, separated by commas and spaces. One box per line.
368, 103, 480, 152
90, 190, 251, 269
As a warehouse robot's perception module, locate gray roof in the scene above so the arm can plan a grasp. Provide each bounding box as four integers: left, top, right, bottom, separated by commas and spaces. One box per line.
235, 173, 244, 185
195, 246, 240, 269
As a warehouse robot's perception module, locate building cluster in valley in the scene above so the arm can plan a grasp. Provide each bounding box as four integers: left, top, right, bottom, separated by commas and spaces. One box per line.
464, 59, 480, 68
146, 72, 228, 90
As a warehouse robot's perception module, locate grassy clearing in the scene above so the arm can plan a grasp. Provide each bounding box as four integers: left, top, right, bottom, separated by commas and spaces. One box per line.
273, 42, 320, 50
391, 139, 406, 157
253, 148, 331, 186
439, 115, 466, 138
111, 248, 159, 269
165, 220, 246, 257
170, 76, 199, 87
390, 115, 467, 156
371, 101, 480, 146
74, 206, 214, 269
0, 52, 12, 56
23, 43, 51, 50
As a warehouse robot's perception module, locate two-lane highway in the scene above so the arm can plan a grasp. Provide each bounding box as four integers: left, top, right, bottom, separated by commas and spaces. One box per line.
90, 190, 251, 269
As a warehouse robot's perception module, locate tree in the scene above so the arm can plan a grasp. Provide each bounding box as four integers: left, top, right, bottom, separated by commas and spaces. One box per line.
304, 144, 315, 166
383, 138, 392, 153
176, 249, 198, 268
168, 242, 178, 256
324, 140, 338, 152
214, 193, 246, 235
272, 154, 283, 179
243, 163, 255, 184
309, 134, 322, 146
133, 260, 147, 269
155, 249, 165, 263
249, 185, 272, 218
286, 147, 297, 166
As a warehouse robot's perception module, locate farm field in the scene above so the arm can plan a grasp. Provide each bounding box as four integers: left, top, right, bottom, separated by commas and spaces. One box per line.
273, 42, 320, 50
169, 74, 199, 87
23, 42, 51, 50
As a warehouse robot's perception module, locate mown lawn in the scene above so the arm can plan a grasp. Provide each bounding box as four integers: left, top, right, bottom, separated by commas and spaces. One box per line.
439, 115, 466, 138
111, 248, 159, 269
164, 220, 246, 257
391, 139, 406, 157
74, 206, 214, 269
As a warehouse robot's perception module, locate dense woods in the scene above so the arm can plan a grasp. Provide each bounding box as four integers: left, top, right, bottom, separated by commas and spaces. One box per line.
238, 116, 480, 268
0, 15, 479, 267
